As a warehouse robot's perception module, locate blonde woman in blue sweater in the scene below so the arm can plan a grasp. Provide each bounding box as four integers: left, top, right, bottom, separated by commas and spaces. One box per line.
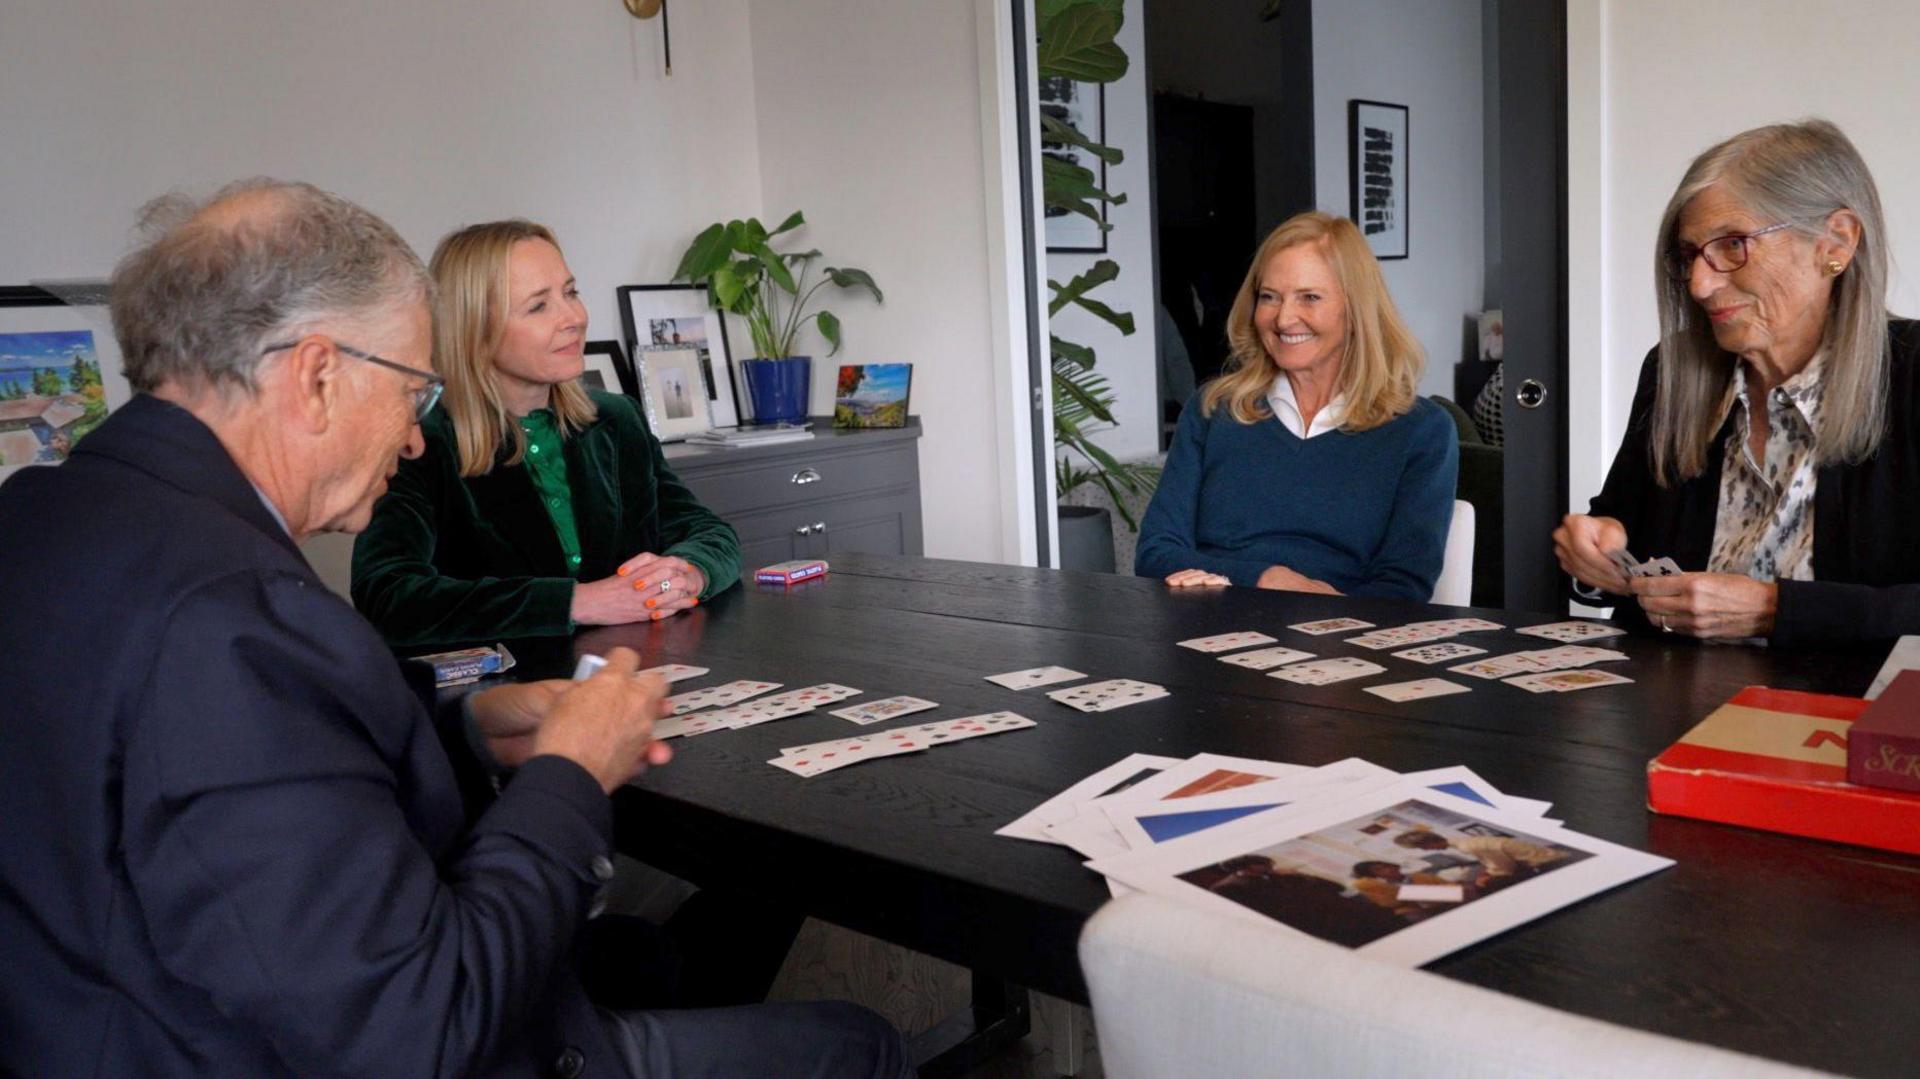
1136, 212, 1457, 600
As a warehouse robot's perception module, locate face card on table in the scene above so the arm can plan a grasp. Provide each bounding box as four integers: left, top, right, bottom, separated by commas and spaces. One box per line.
829, 695, 939, 725
1288, 617, 1375, 635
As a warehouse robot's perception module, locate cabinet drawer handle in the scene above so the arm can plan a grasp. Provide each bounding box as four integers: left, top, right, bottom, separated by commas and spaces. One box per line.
791, 468, 823, 485
794, 524, 814, 536
811, 521, 827, 533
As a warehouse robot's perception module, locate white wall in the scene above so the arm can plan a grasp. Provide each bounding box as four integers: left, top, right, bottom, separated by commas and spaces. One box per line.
1313, 0, 1485, 398
1046, 0, 1160, 466
0, 0, 768, 590
1568, 0, 1920, 512
744, 0, 1011, 563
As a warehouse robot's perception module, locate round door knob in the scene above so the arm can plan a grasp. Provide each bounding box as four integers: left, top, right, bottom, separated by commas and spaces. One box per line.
1515, 378, 1548, 410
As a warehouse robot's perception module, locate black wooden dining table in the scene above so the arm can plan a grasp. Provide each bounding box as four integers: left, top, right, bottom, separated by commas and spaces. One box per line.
504, 553, 1915, 1076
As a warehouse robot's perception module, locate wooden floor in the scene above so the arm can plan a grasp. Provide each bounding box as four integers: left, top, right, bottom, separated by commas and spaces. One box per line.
768, 917, 1103, 1078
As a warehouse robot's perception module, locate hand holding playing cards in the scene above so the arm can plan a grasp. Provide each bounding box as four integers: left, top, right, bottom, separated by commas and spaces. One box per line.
1553, 514, 1630, 594
465, 679, 565, 768
531, 647, 674, 793
1255, 564, 1341, 595
1165, 568, 1232, 587
572, 553, 706, 625
1629, 571, 1778, 639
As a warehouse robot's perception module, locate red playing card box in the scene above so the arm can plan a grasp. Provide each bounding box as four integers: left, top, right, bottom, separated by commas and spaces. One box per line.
1848, 670, 1920, 793
1647, 685, 1920, 856
755, 559, 829, 586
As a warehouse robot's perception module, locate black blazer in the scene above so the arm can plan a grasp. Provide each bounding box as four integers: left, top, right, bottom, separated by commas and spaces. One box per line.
1588, 318, 1920, 648
0, 396, 624, 1076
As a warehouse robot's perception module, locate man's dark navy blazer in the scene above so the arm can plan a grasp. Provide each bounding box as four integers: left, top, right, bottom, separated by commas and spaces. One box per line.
0, 395, 625, 1075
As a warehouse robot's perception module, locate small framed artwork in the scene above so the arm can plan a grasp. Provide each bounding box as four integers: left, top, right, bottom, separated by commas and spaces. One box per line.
580, 339, 637, 397
1348, 100, 1410, 260
616, 284, 741, 427
832, 363, 911, 429
636, 346, 712, 442
0, 287, 127, 482
1039, 76, 1107, 253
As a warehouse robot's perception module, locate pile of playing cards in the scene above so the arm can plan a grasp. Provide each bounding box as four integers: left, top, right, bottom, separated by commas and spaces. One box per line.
999, 751, 1672, 966
771, 712, 1035, 777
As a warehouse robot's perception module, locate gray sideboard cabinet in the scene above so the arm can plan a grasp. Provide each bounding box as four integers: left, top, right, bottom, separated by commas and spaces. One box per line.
662, 418, 924, 571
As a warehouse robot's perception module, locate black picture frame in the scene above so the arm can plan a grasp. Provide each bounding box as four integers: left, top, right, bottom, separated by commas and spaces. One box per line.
615, 284, 741, 426
1348, 99, 1410, 260
581, 339, 637, 398
1040, 77, 1109, 254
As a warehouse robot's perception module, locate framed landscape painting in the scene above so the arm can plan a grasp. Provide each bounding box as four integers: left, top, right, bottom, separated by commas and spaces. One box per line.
833, 363, 911, 429
0, 290, 125, 481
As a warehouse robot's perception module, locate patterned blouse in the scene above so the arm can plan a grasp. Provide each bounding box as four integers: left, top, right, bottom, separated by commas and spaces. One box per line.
1707, 354, 1825, 582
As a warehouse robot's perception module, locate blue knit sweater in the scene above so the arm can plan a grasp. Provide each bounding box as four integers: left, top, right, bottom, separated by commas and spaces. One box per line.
1134, 394, 1459, 600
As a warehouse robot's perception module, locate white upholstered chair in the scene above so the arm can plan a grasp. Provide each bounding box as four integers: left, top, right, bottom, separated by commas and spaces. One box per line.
1079, 894, 1828, 1079
1430, 499, 1475, 606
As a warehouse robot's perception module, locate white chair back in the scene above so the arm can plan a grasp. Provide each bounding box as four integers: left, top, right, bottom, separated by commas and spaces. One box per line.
1431, 498, 1475, 606
1079, 893, 1827, 1079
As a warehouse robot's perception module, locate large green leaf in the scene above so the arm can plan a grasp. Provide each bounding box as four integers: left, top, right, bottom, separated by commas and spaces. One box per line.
770, 210, 805, 236
710, 265, 746, 311
781, 248, 823, 264
824, 266, 884, 304
1047, 259, 1119, 315
1039, 113, 1123, 165
816, 310, 842, 356
752, 240, 797, 294
673, 223, 731, 282
1050, 335, 1095, 368
1069, 294, 1135, 335
1037, 4, 1128, 82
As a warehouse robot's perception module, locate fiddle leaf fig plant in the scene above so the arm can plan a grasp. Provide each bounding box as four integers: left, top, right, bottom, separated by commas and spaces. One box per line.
672, 211, 882, 359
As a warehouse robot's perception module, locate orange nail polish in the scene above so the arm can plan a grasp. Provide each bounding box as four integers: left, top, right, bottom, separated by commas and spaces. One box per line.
645, 599, 657, 609
651, 611, 663, 620
634, 579, 651, 590
617, 566, 629, 576
689, 598, 698, 608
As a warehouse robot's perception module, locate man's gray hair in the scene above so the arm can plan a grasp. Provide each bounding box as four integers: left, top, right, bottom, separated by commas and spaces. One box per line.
109, 178, 432, 394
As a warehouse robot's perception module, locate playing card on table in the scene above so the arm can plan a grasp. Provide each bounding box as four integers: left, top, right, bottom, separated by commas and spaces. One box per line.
1392, 641, 1488, 665
666, 679, 781, 713
638, 663, 709, 683
1426, 618, 1505, 633
1448, 652, 1554, 680
1503, 671, 1571, 694
1364, 678, 1471, 702
768, 732, 924, 777
986, 666, 1086, 690
1268, 657, 1385, 686
1288, 617, 1375, 635
651, 710, 735, 740
1347, 625, 1452, 650
829, 695, 939, 725
711, 697, 817, 729
887, 711, 1036, 746
1219, 645, 1316, 670
755, 683, 862, 710
1177, 631, 1279, 653
1048, 679, 1169, 713
1511, 668, 1635, 693
1515, 620, 1626, 643
1522, 645, 1628, 669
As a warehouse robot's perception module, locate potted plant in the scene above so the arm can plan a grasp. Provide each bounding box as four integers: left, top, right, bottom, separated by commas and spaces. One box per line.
673, 212, 882, 424
1038, 0, 1157, 571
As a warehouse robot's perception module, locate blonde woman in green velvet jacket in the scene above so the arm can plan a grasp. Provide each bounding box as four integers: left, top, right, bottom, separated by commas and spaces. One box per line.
353, 220, 739, 648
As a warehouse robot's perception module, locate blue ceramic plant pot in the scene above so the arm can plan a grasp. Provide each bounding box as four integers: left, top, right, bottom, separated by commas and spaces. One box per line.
740, 356, 812, 424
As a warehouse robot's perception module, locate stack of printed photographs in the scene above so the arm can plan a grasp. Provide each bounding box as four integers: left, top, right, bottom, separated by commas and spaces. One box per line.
999, 754, 1672, 966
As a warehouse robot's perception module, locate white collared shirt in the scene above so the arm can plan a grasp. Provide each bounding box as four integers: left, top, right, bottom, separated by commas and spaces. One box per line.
1707, 353, 1824, 582
1266, 375, 1347, 439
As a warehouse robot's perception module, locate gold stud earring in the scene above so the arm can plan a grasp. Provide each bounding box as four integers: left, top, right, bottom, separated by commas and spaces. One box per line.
1827, 260, 1845, 276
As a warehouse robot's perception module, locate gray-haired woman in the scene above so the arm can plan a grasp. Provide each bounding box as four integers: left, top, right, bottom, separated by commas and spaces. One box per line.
1553, 119, 1920, 646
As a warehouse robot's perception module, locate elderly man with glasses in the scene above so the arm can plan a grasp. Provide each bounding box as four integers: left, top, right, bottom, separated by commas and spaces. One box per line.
0, 179, 908, 1078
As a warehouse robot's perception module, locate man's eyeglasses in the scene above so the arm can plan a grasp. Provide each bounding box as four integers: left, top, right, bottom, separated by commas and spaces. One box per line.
1664, 221, 1796, 280
259, 338, 444, 422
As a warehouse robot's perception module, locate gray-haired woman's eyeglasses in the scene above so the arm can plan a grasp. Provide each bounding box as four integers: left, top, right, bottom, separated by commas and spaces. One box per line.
1664, 221, 1795, 280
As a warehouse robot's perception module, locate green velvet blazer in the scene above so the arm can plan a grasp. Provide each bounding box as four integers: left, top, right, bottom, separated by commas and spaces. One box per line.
351, 390, 739, 648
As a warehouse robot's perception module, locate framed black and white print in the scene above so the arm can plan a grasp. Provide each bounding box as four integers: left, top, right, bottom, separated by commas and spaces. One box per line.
1039, 76, 1108, 253
580, 339, 636, 398
1348, 100, 1409, 260
615, 284, 741, 426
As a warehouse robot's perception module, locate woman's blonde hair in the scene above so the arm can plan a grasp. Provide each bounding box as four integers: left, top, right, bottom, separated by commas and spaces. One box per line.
1201, 212, 1422, 431
428, 220, 597, 477
1649, 119, 1890, 485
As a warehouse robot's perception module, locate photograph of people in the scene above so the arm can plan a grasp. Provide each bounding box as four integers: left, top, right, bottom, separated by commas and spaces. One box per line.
1554, 120, 1920, 646
352, 220, 740, 647
1134, 211, 1459, 600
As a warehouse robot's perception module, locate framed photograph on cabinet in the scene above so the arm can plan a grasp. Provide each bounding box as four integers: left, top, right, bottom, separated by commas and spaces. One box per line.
1348, 100, 1409, 260
616, 284, 740, 427
636, 345, 711, 442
